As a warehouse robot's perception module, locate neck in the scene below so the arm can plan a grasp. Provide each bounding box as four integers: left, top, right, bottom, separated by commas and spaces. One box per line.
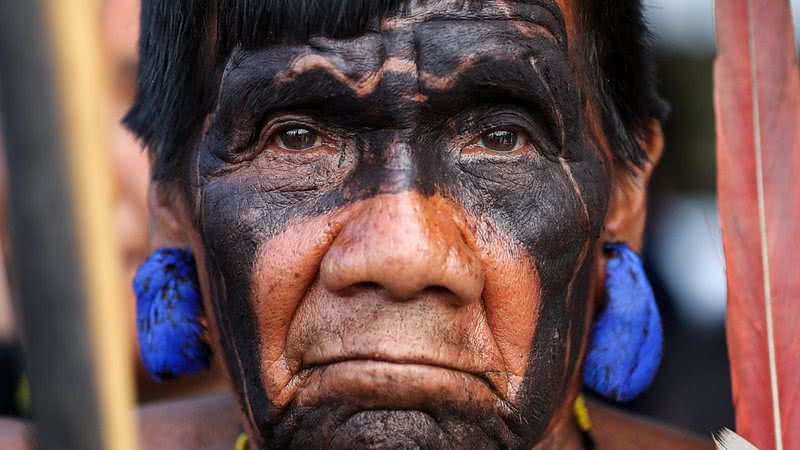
532, 386, 587, 450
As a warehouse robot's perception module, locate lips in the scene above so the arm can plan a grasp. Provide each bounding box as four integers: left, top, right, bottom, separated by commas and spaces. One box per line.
293, 358, 509, 414
300, 334, 505, 383
304, 352, 487, 376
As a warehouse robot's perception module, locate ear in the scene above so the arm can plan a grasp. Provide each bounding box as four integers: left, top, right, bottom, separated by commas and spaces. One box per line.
147, 181, 192, 251
602, 120, 664, 253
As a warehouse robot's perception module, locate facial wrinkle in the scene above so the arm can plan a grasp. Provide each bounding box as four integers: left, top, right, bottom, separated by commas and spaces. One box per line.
563, 241, 591, 377
274, 54, 421, 99
560, 158, 592, 236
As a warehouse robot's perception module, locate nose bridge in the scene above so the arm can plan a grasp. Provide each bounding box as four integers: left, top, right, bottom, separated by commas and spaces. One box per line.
320, 192, 483, 304
377, 141, 416, 194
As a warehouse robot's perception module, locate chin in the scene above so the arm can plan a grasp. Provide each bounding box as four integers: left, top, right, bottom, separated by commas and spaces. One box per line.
262, 360, 532, 450
269, 404, 526, 450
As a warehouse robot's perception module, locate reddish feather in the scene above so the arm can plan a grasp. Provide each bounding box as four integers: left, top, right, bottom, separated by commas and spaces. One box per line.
714, 1, 800, 449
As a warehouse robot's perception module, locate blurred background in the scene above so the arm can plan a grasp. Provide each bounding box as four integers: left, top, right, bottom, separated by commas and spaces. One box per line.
0, 0, 798, 442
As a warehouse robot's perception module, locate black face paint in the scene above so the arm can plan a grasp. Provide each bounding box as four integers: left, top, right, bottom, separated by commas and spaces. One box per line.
190, 1, 611, 448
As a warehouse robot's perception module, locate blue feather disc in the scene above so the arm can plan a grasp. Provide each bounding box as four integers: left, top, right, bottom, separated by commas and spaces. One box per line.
582, 242, 663, 402
134, 248, 210, 382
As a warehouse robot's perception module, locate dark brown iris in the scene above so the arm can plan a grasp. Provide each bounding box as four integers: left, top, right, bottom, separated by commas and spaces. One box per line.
278, 127, 319, 151
480, 130, 519, 152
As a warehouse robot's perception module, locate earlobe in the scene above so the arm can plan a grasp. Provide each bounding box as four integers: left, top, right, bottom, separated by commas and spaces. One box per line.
602, 120, 664, 253
148, 181, 191, 251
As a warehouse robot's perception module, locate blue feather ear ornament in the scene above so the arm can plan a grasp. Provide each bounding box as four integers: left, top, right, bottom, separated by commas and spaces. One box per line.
582, 242, 663, 402
134, 248, 210, 382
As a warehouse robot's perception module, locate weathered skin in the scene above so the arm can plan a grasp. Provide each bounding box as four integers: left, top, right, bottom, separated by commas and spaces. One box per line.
167, 0, 620, 448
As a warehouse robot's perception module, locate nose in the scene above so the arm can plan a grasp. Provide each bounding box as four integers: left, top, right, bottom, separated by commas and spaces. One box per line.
320, 193, 484, 304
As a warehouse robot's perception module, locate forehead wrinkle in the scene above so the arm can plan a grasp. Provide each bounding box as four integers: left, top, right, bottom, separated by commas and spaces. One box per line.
413, 16, 561, 77
272, 54, 419, 100
265, 27, 427, 109
381, 0, 565, 46
275, 53, 382, 98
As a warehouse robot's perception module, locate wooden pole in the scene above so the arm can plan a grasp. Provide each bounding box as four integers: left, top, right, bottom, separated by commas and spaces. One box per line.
0, 1, 137, 449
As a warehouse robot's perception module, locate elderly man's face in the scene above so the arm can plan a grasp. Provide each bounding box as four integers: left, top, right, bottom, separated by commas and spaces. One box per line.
187, 0, 610, 448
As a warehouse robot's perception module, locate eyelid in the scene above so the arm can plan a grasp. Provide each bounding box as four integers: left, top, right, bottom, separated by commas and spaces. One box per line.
466, 111, 532, 138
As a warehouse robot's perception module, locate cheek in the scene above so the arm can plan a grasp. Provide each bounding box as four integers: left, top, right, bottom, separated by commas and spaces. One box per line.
250, 214, 342, 405
473, 222, 541, 393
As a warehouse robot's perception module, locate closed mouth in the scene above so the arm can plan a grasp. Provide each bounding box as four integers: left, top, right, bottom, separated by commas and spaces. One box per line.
301, 354, 504, 399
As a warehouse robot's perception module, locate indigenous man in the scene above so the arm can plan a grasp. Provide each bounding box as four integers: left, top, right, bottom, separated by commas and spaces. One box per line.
5, 0, 717, 449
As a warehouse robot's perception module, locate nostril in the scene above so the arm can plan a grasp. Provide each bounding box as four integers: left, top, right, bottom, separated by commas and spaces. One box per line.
338, 281, 383, 297
425, 285, 463, 306
427, 285, 450, 295
343, 283, 461, 303
338, 282, 443, 301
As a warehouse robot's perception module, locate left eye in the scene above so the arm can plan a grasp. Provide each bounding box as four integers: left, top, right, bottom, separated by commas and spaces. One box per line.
478, 129, 527, 152
274, 127, 321, 151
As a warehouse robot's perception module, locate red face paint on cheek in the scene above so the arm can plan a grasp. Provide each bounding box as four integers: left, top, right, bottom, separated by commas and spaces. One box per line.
474, 223, 541, 401
250, 213, 345, 406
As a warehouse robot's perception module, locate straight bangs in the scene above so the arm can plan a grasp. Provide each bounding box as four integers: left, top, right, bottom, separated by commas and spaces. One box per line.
216, 0, 408, 52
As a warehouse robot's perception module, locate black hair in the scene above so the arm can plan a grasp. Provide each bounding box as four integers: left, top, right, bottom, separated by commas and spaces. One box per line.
576, 2, 669, 170
124, 0, 667, 181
